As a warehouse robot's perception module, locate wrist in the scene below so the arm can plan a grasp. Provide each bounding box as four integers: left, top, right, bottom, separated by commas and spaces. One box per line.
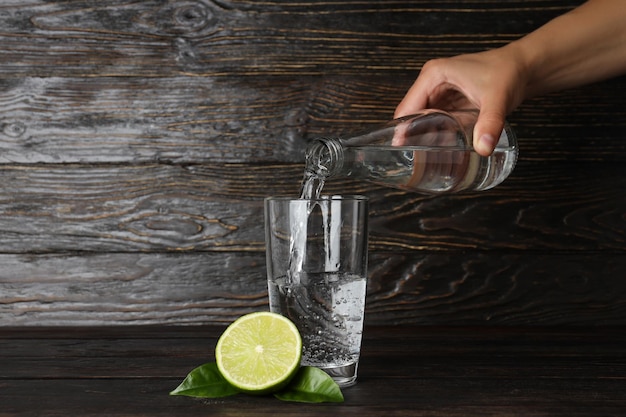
500, 39, 541, 100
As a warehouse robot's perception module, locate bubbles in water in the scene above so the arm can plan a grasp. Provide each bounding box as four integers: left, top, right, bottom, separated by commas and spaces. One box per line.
268, 273, 366, 368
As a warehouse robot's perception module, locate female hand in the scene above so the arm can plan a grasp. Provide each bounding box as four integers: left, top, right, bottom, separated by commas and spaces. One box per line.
394, 47, 529, 156
395, 1, 626, 156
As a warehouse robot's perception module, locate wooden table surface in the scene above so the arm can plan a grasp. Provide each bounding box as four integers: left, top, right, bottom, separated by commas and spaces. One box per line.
1, 325, 624, 416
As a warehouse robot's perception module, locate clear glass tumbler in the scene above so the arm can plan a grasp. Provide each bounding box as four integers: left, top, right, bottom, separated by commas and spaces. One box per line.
264, 195, 368, 387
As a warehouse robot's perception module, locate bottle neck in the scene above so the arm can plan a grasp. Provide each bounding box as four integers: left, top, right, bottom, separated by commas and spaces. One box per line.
305, 137, 345, 178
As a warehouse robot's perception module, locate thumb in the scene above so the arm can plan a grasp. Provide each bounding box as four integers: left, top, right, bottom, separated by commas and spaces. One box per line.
473, 109, 506, 156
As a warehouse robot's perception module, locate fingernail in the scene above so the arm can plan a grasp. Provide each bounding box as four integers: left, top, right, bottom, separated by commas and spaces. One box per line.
477, 134, 495, 155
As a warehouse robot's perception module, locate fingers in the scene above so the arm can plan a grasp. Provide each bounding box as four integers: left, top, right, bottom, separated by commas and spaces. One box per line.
394, 78, 429, 119
394, 60, 445, 119
473, 109, 506, 156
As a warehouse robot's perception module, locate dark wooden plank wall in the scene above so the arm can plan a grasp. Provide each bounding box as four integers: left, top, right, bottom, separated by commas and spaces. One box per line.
1, 0, 624, 326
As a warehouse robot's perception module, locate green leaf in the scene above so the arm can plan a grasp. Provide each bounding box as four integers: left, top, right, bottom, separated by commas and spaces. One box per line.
274, 367, 344, 403
169, 362, 240, 398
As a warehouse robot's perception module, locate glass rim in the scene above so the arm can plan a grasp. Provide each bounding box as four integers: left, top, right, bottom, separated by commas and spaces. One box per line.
265, 194, 368, 203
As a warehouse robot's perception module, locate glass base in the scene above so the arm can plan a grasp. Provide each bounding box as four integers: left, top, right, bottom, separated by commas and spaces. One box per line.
318, 361, 359, 388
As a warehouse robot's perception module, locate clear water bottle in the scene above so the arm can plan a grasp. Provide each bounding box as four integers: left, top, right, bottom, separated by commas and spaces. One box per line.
303, 109, 518, 196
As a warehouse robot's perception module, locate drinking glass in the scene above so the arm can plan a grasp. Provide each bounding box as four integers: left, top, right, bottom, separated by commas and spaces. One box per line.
264, 195, 368, 387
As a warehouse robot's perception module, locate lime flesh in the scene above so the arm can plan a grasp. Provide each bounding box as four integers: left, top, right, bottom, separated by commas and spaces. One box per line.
215, 312, 303, 394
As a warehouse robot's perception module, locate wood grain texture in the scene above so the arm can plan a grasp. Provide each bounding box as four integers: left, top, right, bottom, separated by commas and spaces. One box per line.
1, 326, 625, 416
1, 76, 626, 164
0, 0, 624, 326
0, 162, 623, 252
0, 1, 576, 77
1, 252, 624, 326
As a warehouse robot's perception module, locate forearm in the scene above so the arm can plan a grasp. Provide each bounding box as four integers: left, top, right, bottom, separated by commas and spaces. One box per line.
508, 0, 626, 99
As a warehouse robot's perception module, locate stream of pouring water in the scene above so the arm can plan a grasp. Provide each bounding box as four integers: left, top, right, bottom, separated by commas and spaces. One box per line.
287, 164, 330, 285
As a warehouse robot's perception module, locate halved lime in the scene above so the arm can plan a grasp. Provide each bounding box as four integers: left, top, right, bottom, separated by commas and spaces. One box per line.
215, 312, 302, 394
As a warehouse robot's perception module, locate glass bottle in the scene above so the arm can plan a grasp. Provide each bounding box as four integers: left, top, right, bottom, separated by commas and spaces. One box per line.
303, 109, 518, 196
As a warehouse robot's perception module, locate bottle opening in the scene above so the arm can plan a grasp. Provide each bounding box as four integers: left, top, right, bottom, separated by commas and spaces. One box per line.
305, 137, 343, 177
